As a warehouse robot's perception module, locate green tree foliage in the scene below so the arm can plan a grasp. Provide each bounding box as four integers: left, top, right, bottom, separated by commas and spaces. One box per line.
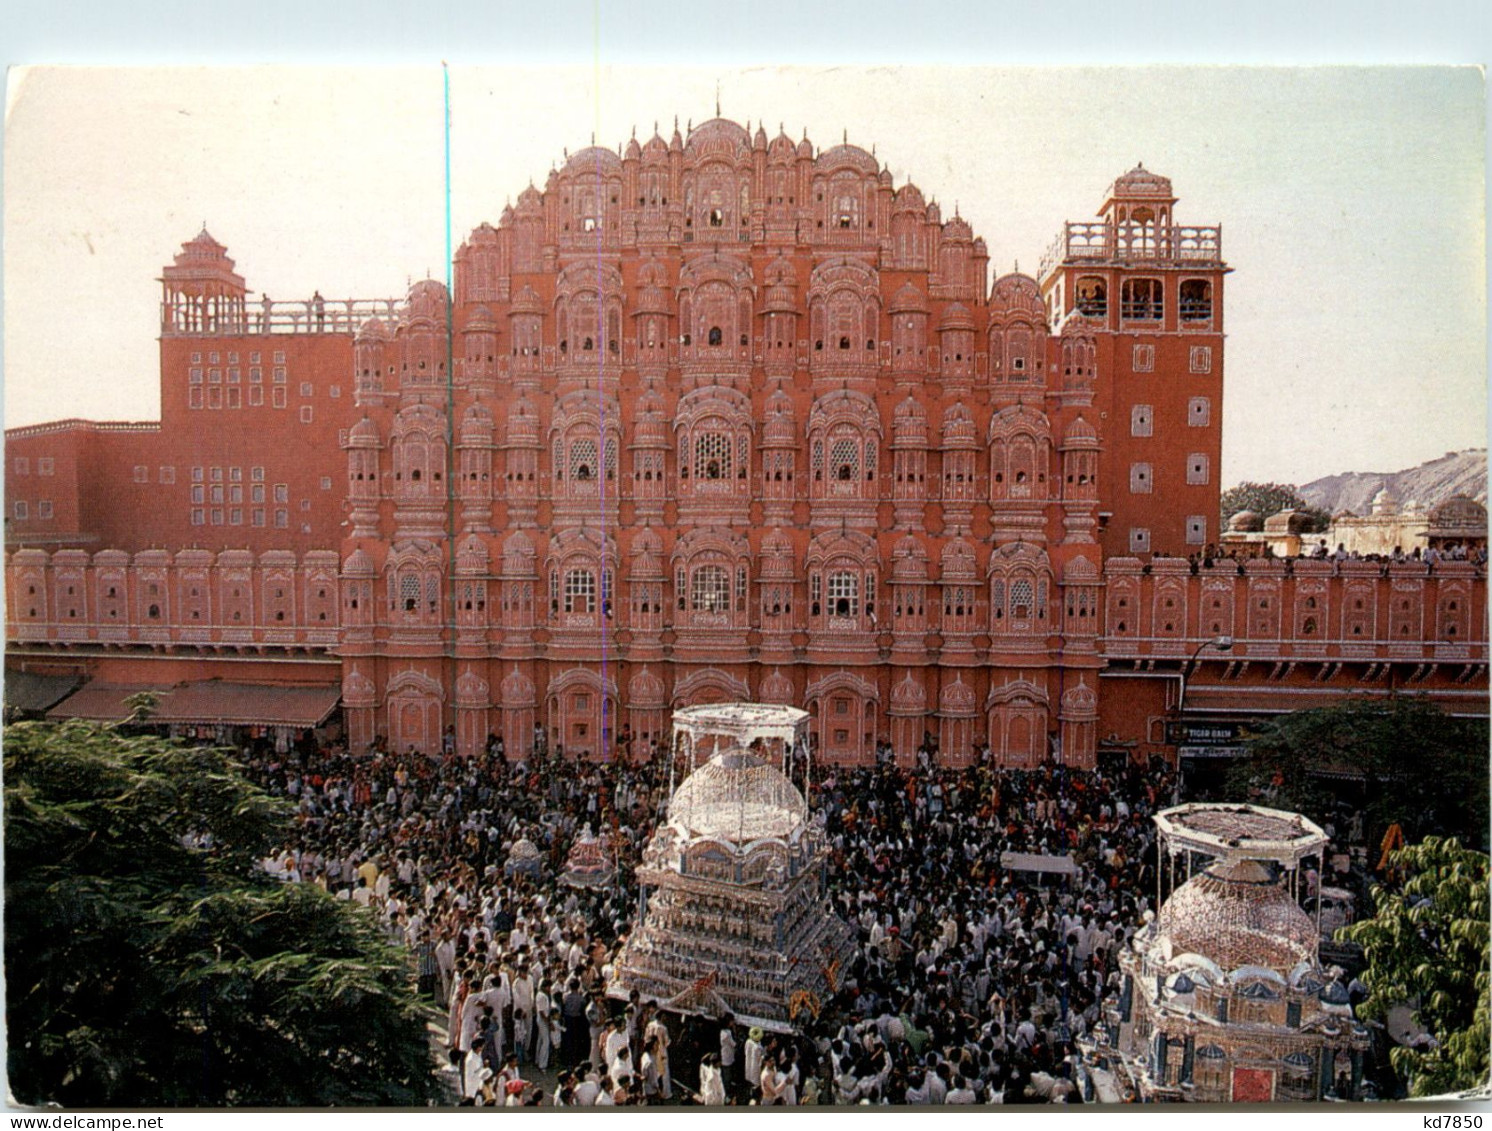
4, 719, 443, 1107
1218, 481, 1331, 532
1342, 838, 1490, 1097
1224, 697, 1490, 852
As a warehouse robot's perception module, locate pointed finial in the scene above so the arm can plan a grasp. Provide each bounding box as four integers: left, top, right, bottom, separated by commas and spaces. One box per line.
590, 131, 595, 145
843, 128, 847, 145
715, 79, 721, 118
1015, 259, 1020, 274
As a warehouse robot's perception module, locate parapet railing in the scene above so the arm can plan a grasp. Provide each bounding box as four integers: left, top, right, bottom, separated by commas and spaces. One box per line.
160, 297, 405, 337
1040, 222, 1223, 277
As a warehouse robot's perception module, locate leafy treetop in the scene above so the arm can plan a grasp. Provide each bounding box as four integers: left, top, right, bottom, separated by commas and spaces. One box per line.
4, 719, 443, 1107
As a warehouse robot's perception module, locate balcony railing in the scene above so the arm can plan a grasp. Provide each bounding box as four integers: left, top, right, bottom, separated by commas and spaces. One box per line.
161, 297, 405, 337
1040, 222, 1223, 277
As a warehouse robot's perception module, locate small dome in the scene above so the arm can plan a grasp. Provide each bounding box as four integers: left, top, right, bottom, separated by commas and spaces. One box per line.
342, 548, 375, 577
628, 666, 667, 706
624, 136, 642, 160
564, 145, 622, 176
989, 272, 1044, 320
347, 417, 381, 447
942, 213, 973, 241
642, 131, 669, 161
942, 401, 977, 445
685, 117, 751, 155
1228, 509, 1263, 532
668, 749, 807, 844
1155, 859, 1317, 972
889, 282, 929, 314
894, 183, 926, 212
402, 279, 449, 325
763, 388, 797, 445
817, 142, 879, 174
356, 316, 391, 341
796, 135, 814, 159
505, 396, 539, 443
1110, 163, 1174, 199
510, 285, 544, 315
939, 302, 976, 332
1062, 416, 1099, 448
464, 303, 499, 332
459, 403, 495, 443
768, 130, 797, 161
894, 395, 927, 425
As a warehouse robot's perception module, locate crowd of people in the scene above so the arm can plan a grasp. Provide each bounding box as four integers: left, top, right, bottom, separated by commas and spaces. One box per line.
241, 733, 1219, 1105
1150, 540, 1487, 573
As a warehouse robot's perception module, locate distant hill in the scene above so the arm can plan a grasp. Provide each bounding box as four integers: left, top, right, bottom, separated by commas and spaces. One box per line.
1299, 449, 1487, 517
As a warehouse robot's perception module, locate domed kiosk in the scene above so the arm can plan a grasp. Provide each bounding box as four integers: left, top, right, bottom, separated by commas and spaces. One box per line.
609, 704, 855, 1032
1107, 804, 1371, 1103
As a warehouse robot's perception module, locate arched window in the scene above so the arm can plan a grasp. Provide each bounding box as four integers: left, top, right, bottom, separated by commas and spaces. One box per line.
691, 565, 730, 612
708, 326, 722, 346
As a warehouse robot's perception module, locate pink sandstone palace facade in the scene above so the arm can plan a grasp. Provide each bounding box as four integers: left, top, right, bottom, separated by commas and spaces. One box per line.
6, 117, 1488, 765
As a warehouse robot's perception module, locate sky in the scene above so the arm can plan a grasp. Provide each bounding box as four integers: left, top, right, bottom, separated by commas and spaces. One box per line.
3, 63, 1486, 487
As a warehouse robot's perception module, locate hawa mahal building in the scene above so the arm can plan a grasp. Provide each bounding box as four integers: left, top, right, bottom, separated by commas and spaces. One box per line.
6, 117, 1487, 765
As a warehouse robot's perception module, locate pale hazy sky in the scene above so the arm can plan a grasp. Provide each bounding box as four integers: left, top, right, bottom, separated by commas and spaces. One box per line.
3, 64, 1485, 487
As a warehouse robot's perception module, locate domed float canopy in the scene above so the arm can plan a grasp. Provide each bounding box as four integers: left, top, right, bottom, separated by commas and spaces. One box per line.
1155, 802, 1327, 867
667, 749, 807, 844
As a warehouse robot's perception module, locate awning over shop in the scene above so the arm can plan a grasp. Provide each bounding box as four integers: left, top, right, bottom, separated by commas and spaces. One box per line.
45, 683, 159, 722
4, 671, 84, 714
1000, 851, 1079, 876
47, 681, 340, 728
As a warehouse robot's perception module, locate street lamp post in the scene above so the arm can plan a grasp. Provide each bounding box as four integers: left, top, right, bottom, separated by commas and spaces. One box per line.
1175, 635, 1233, 798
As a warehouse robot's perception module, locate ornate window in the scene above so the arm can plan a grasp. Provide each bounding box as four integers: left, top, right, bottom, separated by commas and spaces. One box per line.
695, 433, 731, 480
399, 574, 420, 613
828, 571, 859, 617
831, 438, 859, 481
564, 569, 595, 614
690, 565, 730, 613
570, 438, 598, 481
1010, 579, 1034, 619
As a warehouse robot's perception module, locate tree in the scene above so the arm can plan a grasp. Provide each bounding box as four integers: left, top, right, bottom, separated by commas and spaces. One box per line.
4, 719, 443, 1107
1218, 481, 1331, 532
1224, 697, 1490, 853
1342, 837, 1490, 1097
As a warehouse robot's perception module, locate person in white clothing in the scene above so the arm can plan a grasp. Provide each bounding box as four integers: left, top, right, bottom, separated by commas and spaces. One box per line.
743, 1027, 765, 1102
698, 1053, 726, 1106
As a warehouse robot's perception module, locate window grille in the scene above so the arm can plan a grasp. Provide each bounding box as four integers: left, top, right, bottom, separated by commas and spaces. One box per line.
691, 565, 729, 612
695, 432, 731, 479
564, 569, 596, 613
828, 571, 859, 617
